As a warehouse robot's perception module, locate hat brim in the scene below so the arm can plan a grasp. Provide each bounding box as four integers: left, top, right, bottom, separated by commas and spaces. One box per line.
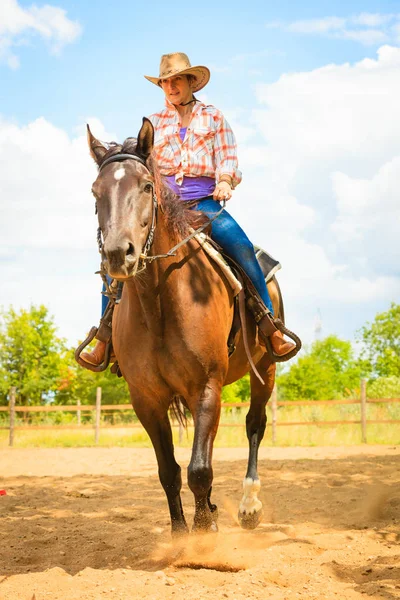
144, 65, 210, 93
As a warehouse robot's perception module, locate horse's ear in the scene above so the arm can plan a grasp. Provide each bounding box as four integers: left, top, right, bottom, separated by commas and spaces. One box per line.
136, 117, 154, 160
87, 124, 108, 165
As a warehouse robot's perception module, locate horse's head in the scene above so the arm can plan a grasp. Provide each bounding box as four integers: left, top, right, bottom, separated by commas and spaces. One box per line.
87, 118, 155, 279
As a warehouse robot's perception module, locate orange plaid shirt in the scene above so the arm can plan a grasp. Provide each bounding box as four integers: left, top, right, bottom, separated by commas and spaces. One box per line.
148, 99, 242, 188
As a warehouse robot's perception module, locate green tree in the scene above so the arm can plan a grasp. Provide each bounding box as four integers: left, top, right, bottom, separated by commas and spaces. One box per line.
277, 335, 361, 400
367, 376, 400, 399
358, 303, 400, 378
0, 305, 67, 405
56, 351, 130, 406
222, 374, 250, 404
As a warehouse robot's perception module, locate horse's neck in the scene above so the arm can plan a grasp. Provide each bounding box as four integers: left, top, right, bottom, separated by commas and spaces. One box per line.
126, 216, 196, 323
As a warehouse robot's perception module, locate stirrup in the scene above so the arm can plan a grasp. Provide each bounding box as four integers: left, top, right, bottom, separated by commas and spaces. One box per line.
263, 318, 302, 363
75, 326, 113, 372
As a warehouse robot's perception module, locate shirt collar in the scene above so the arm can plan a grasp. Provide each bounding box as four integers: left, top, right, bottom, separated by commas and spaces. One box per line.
164, 97, 205, 113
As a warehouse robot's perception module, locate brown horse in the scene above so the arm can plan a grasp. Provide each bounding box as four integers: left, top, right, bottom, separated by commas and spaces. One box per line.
86, 118, 285, 535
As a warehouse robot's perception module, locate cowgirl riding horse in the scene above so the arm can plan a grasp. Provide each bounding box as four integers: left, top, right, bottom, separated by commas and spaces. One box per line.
81, 52, 298, 366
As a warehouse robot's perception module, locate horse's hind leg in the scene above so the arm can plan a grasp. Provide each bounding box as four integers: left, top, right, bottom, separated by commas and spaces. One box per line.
187, 381, 221, 533
133, 400, 188, 537
239, 356, 276, 530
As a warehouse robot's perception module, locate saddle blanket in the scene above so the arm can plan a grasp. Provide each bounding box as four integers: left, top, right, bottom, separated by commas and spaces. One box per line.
194, 233, 281, 296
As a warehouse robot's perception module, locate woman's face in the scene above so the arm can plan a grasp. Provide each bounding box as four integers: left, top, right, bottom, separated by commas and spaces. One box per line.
160, 75, 193, 105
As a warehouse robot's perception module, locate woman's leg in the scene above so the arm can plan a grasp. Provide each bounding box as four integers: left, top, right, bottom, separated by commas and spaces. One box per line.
79, 277, 111, 366
196, 198, 273, 313
195, 197, 295, 358
101, 279, 110, 317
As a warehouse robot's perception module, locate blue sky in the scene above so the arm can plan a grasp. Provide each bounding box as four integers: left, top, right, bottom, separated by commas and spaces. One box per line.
1, 0, 400, 348
4, 0, 400, 134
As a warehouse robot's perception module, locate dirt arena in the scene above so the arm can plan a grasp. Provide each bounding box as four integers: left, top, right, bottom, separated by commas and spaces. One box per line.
0, 445, 399, 600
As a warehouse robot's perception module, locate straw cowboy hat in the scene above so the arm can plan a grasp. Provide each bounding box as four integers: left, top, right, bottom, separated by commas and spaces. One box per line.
144, 52, 210, 93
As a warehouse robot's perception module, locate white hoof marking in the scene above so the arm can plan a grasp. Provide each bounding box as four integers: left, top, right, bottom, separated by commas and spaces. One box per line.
239, 477, 262, 515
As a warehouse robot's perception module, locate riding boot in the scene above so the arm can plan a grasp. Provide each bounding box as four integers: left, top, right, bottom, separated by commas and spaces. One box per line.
79, 288, 119, 368
257, 313, 296, 357
80, 340, 107, 366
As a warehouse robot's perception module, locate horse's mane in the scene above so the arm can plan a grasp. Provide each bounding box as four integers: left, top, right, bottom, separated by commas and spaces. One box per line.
99, 137, 208, 239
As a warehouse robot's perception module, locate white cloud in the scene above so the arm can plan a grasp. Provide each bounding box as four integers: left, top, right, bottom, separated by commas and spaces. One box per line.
331, 156, 400, 275
254, 46, 400, 167
0, 0, 81, 67
268, 12, 400, 46
0, 117, 96, 250
0, 37, 19, 69
351, 13, 394, 27
339, 29, 388, 45
0, 117, 117, 345
227, 45, 400, 343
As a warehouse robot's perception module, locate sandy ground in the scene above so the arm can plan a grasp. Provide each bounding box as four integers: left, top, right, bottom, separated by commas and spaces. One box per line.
0, 445, 399, 600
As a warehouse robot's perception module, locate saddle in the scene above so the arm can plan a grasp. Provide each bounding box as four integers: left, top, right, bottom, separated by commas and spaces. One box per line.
194, 232, 281, 297
192, 235, 296, 364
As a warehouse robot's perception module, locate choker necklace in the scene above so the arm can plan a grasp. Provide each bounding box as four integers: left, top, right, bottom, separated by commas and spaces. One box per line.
180, 95, 198, 107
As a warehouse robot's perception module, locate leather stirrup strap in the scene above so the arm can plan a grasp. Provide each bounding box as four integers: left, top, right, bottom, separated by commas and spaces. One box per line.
238, 288, 265, 386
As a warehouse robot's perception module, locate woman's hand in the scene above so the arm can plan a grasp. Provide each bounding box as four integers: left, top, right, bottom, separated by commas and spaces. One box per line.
213, 181, 232, 202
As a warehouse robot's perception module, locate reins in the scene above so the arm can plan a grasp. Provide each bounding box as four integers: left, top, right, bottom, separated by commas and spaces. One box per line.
96, 152, 226, 273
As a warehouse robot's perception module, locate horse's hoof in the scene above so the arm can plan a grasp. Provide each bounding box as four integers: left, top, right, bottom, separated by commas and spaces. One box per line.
171, 521, 189, 538
238, 509, 263, 530
192, 515, 219, 533
192, 520, 219, 533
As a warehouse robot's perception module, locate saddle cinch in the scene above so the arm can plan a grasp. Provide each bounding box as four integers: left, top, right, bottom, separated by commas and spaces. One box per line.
75, 241, 301, 378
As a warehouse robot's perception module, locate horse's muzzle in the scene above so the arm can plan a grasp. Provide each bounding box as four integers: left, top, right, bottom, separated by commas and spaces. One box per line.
103, 239, 137, 278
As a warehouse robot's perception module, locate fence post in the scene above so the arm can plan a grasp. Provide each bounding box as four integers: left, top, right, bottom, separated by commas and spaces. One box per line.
271, 384, 277, 445
360, 378, 367, 443
9, 387, 16, 447
95, 387, 102, 445
77, 399, 81, 426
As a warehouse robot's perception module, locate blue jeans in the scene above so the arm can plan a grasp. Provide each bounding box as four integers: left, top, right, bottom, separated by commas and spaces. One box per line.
195, 197, 273, 313
101, 198, 273, 316
101, 278, 111, 316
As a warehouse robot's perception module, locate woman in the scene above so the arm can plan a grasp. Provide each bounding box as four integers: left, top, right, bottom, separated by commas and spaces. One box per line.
81, 52, 295, 365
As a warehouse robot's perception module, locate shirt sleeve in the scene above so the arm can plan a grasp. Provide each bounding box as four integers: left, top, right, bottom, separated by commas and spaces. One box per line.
213, 112, 242, 188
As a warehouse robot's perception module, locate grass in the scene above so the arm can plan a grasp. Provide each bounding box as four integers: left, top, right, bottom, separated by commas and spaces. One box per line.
0, 402, 399, 448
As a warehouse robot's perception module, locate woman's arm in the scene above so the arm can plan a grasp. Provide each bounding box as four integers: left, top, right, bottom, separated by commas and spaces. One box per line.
213, 113, 242, 192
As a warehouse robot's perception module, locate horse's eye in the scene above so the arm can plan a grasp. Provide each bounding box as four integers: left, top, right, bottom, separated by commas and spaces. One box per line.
144, 183, 153, 194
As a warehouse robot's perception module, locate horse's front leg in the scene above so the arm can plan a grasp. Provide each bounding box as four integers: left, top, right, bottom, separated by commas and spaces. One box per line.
239, 356, 276, 530
187, 381, 221, 532
133, 397, 189, 537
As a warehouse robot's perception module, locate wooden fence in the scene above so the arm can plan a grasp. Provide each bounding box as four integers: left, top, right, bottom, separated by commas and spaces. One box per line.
2, 381, 400, 447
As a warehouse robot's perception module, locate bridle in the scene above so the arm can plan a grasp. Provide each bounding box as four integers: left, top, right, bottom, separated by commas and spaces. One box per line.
97, 152, 158, 273
96, 152, 225, 276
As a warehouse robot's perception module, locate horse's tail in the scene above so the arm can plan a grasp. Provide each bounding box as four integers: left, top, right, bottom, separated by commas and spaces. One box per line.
170, 395, 188, 430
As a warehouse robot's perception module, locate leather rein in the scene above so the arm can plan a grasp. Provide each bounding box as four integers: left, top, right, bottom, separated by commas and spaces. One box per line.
96, 152, 225, 274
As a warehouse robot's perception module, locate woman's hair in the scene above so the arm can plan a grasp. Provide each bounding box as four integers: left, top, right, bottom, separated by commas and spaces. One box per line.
186, 74, 197, 85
